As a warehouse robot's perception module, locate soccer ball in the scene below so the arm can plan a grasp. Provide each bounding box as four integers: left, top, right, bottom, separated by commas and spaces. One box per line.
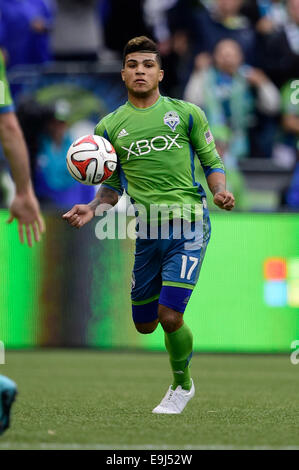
66, 134, 117, 185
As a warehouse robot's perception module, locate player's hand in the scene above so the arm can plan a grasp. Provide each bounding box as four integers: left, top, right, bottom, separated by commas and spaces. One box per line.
213, 191, 235, 211
7, 189, 45, 247
62, 204, 94, 229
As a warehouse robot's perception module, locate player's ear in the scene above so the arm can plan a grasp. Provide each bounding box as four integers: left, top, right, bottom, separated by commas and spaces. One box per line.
159, 69, 164, 82
121, 69, 125, 81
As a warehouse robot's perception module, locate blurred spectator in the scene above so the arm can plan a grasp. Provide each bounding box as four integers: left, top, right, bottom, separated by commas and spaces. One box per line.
272, 80, 299, 167
184, 39, 280, 163
0, 0, 55, 69
260, 0, 299, 87
18, 98, 94, 209
256, 0, 288, 32
281, 81, 299, 150
143, 0, 179, 49
102, 0, 150, 58
184, 0, 258, 65
160, 30, 194, 98
242, 0, 288, 33
34, 101, 95, 208
51, 0, 102, 62
277, 80, 299, 207
17, 98, 54, 176
142, 1, 194, 97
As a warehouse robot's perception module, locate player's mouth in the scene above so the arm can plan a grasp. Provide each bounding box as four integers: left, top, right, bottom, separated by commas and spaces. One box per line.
135, 79, 147, 84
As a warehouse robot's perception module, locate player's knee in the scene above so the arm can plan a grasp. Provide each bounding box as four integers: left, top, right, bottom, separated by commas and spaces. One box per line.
131, 299, 159, 331
134, 319, 159, 334
158, 305, 183, 333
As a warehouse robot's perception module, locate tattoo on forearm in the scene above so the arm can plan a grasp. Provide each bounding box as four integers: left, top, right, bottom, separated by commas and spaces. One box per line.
89, 187, 118, 212
98, 187, 118, 204
210, 183, 225, 195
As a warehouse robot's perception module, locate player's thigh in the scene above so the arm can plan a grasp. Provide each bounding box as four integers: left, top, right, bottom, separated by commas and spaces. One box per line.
131, 238, 162, 325
160, 218, 211, 312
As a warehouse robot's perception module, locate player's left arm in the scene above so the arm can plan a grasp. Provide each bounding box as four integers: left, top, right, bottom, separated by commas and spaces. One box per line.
206, 171, 235, 211
189, 104, 235, 211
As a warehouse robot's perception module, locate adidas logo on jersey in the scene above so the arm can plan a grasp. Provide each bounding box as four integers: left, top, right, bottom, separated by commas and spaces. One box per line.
117, 128, 129, 138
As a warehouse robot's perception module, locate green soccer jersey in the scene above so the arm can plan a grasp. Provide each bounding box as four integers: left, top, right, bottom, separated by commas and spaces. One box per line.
95, 95, 225, 222
0, 51, 14, 113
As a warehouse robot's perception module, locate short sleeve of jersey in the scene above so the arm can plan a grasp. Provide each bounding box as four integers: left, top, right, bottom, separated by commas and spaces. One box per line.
0, 51, 14, 113
188, 103, 225, 177
94, 119, 123, 195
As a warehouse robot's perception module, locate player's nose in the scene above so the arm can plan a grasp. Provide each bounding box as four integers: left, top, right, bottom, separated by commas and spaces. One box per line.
136, 65, 145, 74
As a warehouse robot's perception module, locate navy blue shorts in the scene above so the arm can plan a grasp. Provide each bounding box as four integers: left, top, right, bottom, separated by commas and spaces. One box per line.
131, 213, 211, 323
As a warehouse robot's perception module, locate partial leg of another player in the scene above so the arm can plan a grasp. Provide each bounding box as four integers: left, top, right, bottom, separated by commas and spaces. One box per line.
0, 375, 17, 435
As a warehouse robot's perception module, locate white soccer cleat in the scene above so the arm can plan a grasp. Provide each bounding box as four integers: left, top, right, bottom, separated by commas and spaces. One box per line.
152, 379, 195, 414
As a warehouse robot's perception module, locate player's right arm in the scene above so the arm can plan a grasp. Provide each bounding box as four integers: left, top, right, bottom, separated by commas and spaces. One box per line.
62, 186, 119, 228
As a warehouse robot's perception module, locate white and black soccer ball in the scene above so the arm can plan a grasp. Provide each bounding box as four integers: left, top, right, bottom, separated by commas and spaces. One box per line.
66, 134, 117, 185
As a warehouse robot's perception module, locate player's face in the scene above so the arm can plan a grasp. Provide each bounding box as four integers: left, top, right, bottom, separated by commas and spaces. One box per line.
121, 52, 164, 97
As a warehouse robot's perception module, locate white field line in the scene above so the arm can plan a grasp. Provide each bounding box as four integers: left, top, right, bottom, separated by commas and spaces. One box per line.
0, 443, 299, 450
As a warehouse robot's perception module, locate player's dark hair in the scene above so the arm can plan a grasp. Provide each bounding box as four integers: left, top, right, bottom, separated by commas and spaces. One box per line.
122, 36, 162, 68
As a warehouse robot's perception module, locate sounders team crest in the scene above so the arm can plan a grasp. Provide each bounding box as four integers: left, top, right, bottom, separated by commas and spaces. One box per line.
163, 111, 180, 132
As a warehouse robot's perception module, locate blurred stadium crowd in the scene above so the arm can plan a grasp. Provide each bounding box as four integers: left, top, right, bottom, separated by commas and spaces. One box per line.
0, 0, 298, 211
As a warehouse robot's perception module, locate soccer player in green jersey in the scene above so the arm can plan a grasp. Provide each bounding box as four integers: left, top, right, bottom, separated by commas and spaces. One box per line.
0, 51, 45, 434
63, 36, 235, 414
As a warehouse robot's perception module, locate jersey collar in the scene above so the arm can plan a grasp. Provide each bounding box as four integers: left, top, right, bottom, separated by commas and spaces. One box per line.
127, 95, 163, 112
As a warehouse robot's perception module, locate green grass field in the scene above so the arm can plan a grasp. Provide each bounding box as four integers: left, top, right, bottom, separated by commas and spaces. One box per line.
0, 350, 298, 450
